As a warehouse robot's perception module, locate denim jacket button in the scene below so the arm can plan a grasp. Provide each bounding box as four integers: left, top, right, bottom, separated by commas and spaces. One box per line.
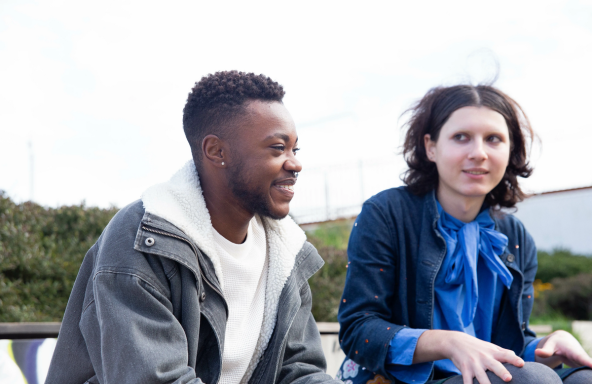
145, 237, 155, 247
507, 254, 515, 263
200, 292, 206, 301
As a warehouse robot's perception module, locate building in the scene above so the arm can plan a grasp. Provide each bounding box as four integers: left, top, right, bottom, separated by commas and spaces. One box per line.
513, 186, 592, 255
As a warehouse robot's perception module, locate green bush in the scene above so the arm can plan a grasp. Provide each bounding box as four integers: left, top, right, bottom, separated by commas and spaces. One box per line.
0, 191, 117, 322
545, 273, 592, 320
536, 249, 592, 283
4, 191, 592, 324
306, 222, 352, 322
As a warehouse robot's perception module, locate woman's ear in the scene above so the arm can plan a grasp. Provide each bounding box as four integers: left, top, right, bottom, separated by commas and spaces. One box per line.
424, 134, 436, 162
202, 135, 226, 168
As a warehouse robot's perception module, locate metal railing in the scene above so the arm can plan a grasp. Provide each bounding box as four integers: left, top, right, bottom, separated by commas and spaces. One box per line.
289, 156, 406, 223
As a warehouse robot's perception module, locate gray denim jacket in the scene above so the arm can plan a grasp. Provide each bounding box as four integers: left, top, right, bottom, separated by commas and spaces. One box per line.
45, 200, 340, 384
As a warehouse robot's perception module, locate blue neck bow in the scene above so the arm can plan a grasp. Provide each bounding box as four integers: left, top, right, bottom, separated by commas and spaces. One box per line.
436, 203, 512, 327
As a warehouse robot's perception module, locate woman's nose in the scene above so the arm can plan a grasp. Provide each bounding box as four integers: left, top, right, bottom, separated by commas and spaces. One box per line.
468, 141, 488, 161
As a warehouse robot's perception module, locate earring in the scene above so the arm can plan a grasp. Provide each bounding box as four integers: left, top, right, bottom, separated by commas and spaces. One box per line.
221, 162, 225, 166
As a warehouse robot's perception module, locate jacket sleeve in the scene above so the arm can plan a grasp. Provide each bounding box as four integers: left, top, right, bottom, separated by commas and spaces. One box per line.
80, 268, 204, 384
276, 282, 343, 384
520, 226, 539, 353
338, 200, 404, 376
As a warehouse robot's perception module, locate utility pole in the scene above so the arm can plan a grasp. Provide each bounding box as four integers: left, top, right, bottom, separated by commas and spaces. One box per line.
28, 140, 34, 202
324, 170, 330, 221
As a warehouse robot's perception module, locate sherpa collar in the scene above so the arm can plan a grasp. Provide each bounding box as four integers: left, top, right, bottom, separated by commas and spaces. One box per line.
141, 159, 307, 382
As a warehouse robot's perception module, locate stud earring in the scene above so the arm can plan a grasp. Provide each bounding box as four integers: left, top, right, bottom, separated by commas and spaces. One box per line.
221, 162, 225, 166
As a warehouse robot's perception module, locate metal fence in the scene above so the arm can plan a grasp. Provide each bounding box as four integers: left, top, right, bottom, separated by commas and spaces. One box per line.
289, 156, 406, 223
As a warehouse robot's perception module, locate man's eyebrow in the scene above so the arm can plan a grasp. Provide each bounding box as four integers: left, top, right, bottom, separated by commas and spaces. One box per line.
264, 133, 291, 141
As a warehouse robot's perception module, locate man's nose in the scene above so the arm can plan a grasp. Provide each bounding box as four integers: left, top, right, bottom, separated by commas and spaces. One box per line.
284, 156, 303, 173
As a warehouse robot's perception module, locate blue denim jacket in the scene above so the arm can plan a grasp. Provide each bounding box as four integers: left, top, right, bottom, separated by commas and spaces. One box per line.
46, 200, 341, 384
337, 187, 538, 382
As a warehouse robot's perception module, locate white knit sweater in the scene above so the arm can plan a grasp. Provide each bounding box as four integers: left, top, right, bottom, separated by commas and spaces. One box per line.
141, 160, 307, 384
213, 217, 268, 384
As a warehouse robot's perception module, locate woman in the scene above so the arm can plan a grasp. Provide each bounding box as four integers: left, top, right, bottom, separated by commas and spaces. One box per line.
336, 85, 592, 384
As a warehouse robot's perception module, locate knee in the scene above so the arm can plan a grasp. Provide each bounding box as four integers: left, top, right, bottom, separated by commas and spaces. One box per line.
506, 362, 561, 384
564, 368, 592, 384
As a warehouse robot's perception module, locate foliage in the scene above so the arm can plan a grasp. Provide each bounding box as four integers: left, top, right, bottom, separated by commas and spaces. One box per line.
530, 312, 574, 333
3, 191, 592, 324
533, 249, 592, 321
536, 249, 592, 283
307, 220, 353, 250
0, 191, 117, 322
306, 221, 352, 322
545, 273, 592, 320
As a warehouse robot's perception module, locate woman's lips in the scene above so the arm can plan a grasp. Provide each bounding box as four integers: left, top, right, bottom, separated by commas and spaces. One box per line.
462, 170, 488, 179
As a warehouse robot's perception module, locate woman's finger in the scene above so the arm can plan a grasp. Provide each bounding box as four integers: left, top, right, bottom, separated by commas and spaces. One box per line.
474, 368, 493, 384
462, 370, 475, 384
496, 349, 524, 367
487, 360, 512, 382
535, 348, 554, 359
563, 346, 592, 368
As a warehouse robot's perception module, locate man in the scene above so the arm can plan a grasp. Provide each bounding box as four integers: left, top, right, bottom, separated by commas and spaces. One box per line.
46, 71, 342, 384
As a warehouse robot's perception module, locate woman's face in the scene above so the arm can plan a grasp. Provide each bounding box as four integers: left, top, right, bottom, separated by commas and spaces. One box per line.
424, 106, 511, 204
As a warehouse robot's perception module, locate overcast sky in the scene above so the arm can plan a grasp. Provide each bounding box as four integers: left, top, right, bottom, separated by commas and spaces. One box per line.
1, 0, 592, 210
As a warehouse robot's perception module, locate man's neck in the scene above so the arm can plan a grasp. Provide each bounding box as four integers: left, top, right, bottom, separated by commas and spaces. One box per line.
201, 179, 253, 244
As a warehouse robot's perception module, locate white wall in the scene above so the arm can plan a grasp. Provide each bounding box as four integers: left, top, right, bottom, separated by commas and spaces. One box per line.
514, 188, 592, 255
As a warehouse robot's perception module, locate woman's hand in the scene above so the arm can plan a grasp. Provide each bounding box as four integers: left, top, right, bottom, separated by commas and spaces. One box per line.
535, 330, 592, 369
414, 330, 524, 384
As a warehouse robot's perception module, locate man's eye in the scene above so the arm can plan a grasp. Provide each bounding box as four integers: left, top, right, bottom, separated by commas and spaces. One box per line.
271, 145, 285, 151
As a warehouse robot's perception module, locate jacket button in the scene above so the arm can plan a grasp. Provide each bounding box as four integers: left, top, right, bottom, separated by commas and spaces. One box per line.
507, 254, 515, 263
145, 237, 155, 247
200, 292, 206, 301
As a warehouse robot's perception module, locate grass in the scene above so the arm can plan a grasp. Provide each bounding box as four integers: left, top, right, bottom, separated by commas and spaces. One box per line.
306, 220, 353, 250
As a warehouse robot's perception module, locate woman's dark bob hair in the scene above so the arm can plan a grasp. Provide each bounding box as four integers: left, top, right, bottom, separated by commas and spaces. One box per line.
402, 84, 534, 209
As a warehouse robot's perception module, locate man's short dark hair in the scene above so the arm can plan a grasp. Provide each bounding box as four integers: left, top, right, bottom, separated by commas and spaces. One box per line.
183, 70, 285, 170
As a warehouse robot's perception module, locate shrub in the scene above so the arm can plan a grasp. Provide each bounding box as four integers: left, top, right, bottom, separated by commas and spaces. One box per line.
545, 273, 592, 320
536, 249, 592, 283
306, 222, 352, 322
0, 191, 117, 322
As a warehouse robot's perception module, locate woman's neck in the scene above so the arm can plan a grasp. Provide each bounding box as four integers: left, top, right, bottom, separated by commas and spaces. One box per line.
436, 187, 486, 223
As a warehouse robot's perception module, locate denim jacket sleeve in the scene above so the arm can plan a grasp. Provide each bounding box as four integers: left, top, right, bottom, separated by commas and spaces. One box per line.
80, 267, 204, 384
276, 281, 344, 384
338, 200, 405, 377
519, 226, 539, 355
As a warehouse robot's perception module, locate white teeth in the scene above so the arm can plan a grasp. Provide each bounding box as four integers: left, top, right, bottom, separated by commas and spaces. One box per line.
277, 185, 294, 192
466, 171, 487, 175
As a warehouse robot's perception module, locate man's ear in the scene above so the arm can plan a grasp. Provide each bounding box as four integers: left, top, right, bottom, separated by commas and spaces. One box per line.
424, 134, 436, 162
202, 135, 227, 168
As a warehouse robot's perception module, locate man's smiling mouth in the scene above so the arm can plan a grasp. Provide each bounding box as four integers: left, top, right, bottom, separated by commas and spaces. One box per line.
276, 184, 294, 192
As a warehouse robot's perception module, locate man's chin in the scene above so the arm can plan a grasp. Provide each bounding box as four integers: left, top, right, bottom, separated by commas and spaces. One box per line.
260, 209, 290, 221
258, 203, 290, 221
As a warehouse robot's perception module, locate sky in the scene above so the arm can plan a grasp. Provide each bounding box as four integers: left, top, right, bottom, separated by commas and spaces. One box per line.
1, 0, 592, 213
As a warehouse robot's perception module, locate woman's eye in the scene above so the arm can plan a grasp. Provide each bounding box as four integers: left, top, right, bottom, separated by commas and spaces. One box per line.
487, 135, 502, 143
293, 147, 300, 155
271, 145, 285, 151
454, 133, 468, 141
